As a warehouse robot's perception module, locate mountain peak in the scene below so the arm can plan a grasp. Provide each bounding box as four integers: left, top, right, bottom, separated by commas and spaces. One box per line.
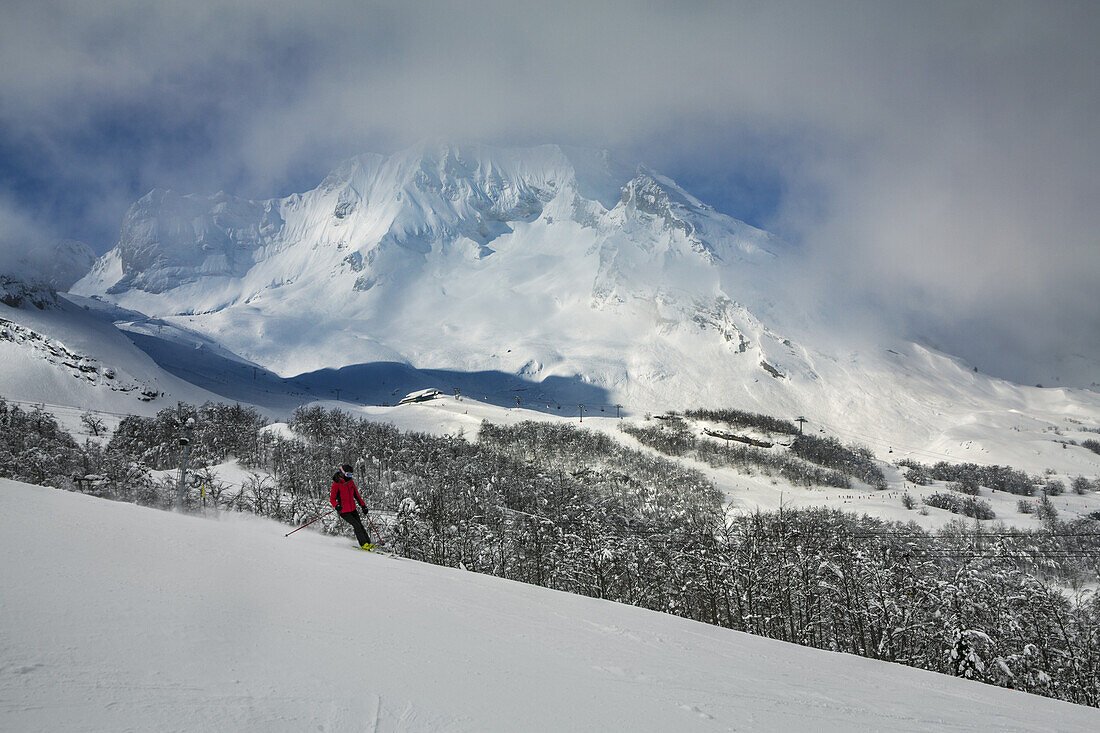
73, 142, 788, 379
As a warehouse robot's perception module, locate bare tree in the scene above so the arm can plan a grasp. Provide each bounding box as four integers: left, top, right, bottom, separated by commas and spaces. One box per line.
81, 411, 107, 437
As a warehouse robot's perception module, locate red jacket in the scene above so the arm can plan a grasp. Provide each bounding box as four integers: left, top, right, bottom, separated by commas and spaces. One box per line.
331, 478, 366, 513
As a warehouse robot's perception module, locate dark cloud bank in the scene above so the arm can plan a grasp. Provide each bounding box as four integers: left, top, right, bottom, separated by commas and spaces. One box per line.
1, 1, 1097, 387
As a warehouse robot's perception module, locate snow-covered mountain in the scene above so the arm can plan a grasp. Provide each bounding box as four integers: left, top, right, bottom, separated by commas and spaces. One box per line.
72, 143, 1100, 470
75, 143, 781, 373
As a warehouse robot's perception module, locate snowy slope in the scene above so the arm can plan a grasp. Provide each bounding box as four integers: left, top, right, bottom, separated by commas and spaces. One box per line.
0, 293, 232, 416
3, 478, 1098, 732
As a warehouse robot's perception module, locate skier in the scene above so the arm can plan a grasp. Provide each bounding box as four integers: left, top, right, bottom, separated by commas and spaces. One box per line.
331, 464, 374, 550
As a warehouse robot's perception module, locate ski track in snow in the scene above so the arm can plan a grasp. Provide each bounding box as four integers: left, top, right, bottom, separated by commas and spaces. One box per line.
2, 478, 1099, 732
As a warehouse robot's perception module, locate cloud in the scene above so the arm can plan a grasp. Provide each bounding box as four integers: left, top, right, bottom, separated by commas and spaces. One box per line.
0, 1, 1097, 383
0, 191, 55, 272
0, 191, 95, 288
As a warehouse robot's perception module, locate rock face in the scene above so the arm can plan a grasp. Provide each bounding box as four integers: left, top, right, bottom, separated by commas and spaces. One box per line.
104, 190, 283, 294
0, 277, 59, 309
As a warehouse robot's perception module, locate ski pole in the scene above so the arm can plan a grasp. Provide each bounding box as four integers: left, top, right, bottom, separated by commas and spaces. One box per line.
285, 510, 335, 537
362, 509, 384, 547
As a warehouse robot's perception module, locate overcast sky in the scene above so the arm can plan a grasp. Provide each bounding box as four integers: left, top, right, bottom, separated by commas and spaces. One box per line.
1, 0, 1097, 386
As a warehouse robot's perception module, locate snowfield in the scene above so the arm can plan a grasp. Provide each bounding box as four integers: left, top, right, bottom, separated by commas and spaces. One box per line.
2, 479, 1098, 732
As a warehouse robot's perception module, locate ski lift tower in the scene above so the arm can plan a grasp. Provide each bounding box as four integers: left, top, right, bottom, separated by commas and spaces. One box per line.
176, 417, 195, 510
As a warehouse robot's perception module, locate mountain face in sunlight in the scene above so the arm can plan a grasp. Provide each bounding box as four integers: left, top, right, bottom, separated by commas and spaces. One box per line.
69, 142, 1100, 467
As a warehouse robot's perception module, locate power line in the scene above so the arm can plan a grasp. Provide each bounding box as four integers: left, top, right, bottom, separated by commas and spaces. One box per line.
0, 395, 146, 421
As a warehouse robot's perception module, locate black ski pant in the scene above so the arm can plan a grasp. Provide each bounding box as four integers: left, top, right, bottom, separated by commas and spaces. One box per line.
339, 510, 372, 546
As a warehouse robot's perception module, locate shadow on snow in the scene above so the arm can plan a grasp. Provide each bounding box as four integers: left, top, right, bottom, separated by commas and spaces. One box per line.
122, 327, 616, 418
